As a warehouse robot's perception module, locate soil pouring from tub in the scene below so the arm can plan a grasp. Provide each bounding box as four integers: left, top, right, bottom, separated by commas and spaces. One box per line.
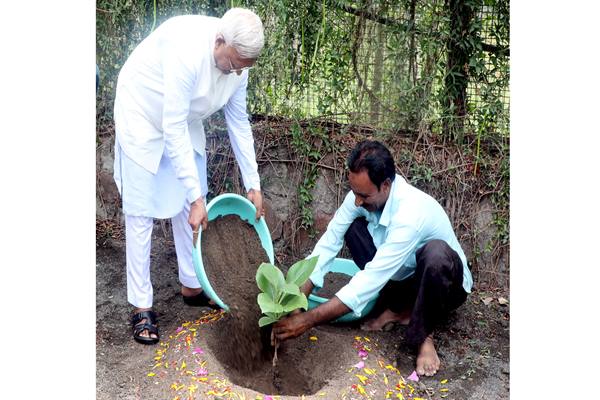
202, 215, 352, 396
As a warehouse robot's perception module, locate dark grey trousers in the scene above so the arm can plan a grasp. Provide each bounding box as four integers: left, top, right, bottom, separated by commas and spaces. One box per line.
344, 217, 469, 348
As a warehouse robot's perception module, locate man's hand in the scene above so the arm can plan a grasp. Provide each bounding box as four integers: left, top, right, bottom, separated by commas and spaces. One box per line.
247, 189, 264, 221
189, 197, 208, 244
272, 312, 314, 342
273, 296, 352, 342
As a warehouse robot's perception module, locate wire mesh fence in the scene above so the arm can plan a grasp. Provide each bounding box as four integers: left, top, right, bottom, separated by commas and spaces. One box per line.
97, 0, 509, 137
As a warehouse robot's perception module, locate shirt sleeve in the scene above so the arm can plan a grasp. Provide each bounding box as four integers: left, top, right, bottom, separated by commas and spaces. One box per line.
223, 72, 261, 192
335, 223, 421, 317
308, 192, 361, 288
161, 43, 202, 203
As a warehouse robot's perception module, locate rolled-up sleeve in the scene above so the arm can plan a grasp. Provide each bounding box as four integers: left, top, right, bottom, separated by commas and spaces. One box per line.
161, 45, 202, 203
223, 73, 260, 192
336, 223, 421, 317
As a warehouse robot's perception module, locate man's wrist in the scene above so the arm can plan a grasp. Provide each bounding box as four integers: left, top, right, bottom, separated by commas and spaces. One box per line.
191, 196, 204, 206
301, 310, 315, 330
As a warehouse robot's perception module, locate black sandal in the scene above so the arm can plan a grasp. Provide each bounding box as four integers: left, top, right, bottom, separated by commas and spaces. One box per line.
131, 310, 159, 345
183, 291, 220, 309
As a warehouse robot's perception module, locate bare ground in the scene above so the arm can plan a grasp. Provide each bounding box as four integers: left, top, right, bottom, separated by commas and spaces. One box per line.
97, 228, 509, 400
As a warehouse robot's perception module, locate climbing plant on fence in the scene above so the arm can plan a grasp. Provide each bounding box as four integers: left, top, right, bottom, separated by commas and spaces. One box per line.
96, 0, 509, 283
97, 0, 509, 141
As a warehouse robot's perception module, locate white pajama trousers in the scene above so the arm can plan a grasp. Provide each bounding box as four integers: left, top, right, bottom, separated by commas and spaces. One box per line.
125, 201, 201, 308
114, 138, 208, 309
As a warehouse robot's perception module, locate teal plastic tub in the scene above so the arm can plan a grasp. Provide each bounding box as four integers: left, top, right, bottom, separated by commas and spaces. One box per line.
192, 193, 275, 311
307, 258, 378, 323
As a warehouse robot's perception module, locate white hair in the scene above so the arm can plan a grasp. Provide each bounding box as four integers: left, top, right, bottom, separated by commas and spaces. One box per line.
218, 8, 264, 59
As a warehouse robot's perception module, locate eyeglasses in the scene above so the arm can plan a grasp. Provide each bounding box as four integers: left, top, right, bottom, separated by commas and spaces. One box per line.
228, 57, 254, 74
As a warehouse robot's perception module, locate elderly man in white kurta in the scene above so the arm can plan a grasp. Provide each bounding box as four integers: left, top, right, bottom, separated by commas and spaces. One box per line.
113, 8, 265, 344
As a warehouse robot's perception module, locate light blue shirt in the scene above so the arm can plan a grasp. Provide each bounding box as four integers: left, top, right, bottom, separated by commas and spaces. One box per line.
308, 174, 473, 317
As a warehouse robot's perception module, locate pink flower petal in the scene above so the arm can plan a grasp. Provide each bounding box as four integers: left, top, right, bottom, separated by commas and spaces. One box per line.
195, 367, 208, 376
358, 349, 368, 358
354, 361, 365, 369
192, 347, 204, 355
407, 370, 419, 382
176, 326, 183, 333
264, 396, 274, 400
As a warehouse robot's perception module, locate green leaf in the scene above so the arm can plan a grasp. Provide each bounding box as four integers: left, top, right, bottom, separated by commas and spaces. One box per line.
259, 315, 279, 327
281, 282, 301, 296
285, 256, 319, 286
257, 293, 284, 313
256, 263, 285, 298
281, 293, 308, 312
256, 263, 276, 299
264, 311, 279, 319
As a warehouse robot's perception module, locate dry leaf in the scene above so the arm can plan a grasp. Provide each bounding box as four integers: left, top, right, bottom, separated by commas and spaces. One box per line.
498, 297, 509, 305
482, 297, 494, 306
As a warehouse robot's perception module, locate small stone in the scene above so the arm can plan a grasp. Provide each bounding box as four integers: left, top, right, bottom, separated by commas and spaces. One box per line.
501, 368, 509, 375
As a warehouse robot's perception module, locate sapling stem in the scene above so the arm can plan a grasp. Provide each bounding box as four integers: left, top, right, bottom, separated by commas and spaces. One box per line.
273, 340, 279, 367
271, 330, 279, 367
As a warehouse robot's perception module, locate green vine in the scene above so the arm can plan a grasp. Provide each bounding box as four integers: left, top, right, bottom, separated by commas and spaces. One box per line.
289, 121, 332, 235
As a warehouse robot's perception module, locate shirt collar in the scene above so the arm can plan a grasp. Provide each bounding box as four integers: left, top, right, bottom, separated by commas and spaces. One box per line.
378, 174, 405, 227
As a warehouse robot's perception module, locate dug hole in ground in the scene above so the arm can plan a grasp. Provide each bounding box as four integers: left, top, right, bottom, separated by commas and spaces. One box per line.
97, 214, 509, 399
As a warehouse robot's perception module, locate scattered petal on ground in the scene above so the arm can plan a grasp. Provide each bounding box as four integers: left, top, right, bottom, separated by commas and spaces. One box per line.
354, 360, 365, 369
407, 370, 419, 382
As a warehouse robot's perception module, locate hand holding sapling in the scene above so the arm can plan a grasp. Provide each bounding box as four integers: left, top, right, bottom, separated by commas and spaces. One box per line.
255, 256, 318, 366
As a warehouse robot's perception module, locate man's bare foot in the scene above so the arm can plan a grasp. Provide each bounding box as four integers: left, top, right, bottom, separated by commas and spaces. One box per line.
416, 335, 440, 376
361, 308, 411, 331
132, 307, 158, 340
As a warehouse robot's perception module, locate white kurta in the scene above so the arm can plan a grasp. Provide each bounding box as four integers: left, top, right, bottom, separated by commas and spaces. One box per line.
113, 14, 261, 218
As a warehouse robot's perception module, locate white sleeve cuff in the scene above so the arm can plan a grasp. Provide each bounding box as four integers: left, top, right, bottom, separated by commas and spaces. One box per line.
187, 187, 202, 204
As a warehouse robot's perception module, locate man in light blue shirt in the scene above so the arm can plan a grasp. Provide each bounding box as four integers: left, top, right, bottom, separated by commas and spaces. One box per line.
273, 140, 473, 377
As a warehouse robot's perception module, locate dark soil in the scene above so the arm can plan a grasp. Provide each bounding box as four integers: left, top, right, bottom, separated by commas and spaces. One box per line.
314, 272, 352, 299
201, 215, 361, 396
201, 215, 271, 372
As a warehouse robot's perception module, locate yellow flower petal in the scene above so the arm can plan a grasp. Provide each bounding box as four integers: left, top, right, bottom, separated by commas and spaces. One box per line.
364, 368, 376, 375
309, 336, 318, 341
357, 384, 367, 395
147, 372, 156, 377
440, 379, 448, 384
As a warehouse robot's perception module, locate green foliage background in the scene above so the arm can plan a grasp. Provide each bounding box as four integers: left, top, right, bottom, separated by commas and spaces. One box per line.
97, 0, 509, 141
96, 0, 510, 284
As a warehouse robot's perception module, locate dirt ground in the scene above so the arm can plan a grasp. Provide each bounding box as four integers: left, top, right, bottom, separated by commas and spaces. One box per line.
96, 226, 509, 400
